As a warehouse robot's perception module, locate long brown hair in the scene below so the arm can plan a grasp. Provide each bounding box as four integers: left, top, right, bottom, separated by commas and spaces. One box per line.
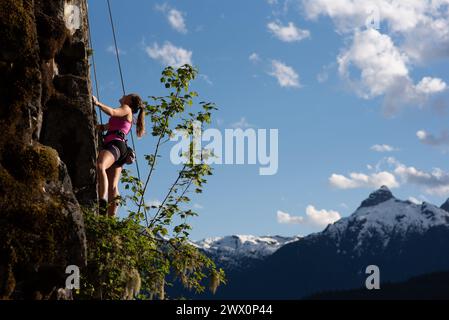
128, 94, 145, 138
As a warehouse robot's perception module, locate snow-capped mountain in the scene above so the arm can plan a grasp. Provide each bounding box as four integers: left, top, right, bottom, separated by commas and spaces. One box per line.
192, 235, 300, 269
323, 186, 449, 255
198, 186, 449, 299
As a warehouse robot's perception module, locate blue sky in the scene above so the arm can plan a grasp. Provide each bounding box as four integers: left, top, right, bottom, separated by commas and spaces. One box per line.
88, 0, 449, 240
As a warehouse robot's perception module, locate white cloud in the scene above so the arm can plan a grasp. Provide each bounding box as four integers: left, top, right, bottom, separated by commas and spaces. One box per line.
303, 1, 449, 115
384, 157, 449, 196
269, 60, 301, 88
416, 130, 427, 140
277, 206, 341, 227
146, 42, 192, 68
417, 130, 449, 146
106, 45, 126, 56
371, 144, 397, 152
416, 77, 447, 94
337, 29, 447, 115
277, 210, 304, 224
302, 0, 449, 63
231, 117, 254, 129
155, 4, 187, 34
267, 21, 310, 42
408, 197, 423, 205
168, 9, 187, 34
333, 156, 449, 196
393, 160, 449, 196
329, 171, 399, 189
303, 0, 449, 40
249, 52, 261, 63
306, 205, 341, 226
337, 29, 411, 102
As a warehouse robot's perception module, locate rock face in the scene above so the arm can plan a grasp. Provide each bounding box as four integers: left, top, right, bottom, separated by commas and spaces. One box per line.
0, 0, 97, 299
38, 0, 98, 207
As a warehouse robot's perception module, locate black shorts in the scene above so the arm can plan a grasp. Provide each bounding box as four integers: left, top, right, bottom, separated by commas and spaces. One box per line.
102, 139, 128, 167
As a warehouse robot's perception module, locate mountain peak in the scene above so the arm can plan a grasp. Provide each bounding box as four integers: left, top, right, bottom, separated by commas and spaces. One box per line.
441, 199, 449, 213
360, 186, 394, 208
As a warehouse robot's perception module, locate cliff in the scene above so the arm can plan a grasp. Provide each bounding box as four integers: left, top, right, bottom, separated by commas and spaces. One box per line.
0, 0, 98, 299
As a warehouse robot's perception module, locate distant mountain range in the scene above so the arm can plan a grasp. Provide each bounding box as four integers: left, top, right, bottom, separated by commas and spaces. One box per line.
177, 186, 449, 299
191, 235, 301, 270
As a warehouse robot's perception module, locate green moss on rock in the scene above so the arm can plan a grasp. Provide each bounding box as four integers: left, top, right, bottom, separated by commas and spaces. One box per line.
22, 145, 60, 184
0, 0, 90, 300
0, 160, 84, 298
0, 0, 36, 58
0, 0, 41, 144
2, 144, 59, 186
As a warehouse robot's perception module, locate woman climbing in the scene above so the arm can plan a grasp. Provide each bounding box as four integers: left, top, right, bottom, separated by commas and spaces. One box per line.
93, 94, 145, 216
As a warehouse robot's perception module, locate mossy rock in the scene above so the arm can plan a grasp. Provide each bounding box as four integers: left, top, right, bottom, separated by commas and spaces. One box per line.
0, 161, 86, 298
0, 0, 41, 144
0, 0, 37, 60
35, 0, 69, 60
0, 140, 86, 299
1, 144, 59, 186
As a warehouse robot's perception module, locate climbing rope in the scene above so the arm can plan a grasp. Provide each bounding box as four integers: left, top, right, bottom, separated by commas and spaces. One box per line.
105, 0, 142, 181
86, 6, 103, 125
106, 0, 126, 98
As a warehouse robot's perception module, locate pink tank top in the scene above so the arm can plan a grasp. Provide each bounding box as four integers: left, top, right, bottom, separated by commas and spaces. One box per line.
103, 116, 132, 144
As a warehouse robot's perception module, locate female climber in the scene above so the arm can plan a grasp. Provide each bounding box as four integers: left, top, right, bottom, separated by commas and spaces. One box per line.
92, 94, 145, 216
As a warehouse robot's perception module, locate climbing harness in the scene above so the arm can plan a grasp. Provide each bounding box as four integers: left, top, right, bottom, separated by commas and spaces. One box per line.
103, 130, 136, 165
104, 129, 126, 141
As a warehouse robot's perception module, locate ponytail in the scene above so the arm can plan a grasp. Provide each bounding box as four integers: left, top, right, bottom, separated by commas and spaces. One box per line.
136, 107, 145, 138
128, 93, 145, 138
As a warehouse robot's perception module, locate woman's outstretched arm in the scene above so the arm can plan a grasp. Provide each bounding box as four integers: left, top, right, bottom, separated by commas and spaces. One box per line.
93, 96, 131, 117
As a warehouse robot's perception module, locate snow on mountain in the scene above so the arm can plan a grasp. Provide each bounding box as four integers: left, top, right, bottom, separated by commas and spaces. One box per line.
323, 186, 449, 254
192, 235, 301, 268
178, 187, 449, 299
193, 186, 449, 265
